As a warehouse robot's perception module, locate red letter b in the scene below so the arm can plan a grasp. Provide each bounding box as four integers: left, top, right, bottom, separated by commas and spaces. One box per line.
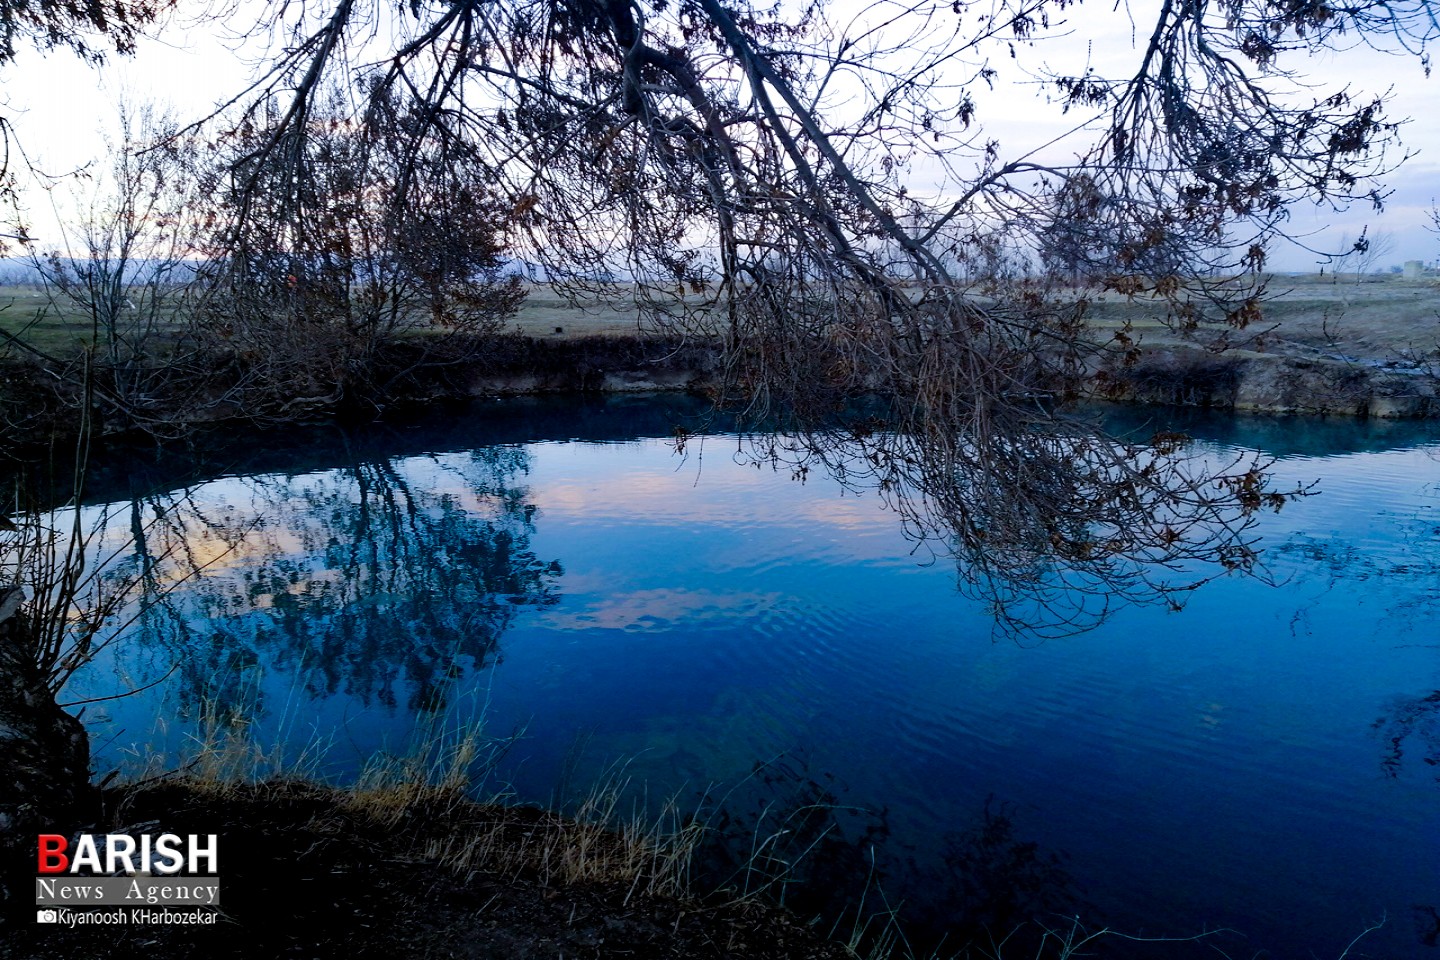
37, 835, 68, 874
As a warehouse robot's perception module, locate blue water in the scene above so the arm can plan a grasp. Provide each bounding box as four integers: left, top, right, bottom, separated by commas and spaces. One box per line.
68, 398, 1440, 957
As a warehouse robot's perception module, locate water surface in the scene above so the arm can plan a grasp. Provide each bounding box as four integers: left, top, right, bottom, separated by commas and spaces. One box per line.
68, 397, 1440, 957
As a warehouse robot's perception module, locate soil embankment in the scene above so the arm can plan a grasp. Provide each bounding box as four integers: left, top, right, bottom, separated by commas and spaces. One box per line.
2, 780, 852, 960
1090, 345, 1437, 417
2, 277, 1437, 454
1081, 275, 1439, 417
464, 276, 1440, 418
461, 337, 1440, 420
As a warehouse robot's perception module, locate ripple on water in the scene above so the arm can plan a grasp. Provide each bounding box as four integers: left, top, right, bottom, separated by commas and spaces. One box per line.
71, 412, 1440, 960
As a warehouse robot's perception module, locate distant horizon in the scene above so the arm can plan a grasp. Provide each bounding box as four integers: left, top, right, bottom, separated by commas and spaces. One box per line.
0, 255, 1435, 287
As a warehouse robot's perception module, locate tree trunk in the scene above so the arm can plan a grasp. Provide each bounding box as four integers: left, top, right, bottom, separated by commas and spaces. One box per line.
0, 586, 95, 923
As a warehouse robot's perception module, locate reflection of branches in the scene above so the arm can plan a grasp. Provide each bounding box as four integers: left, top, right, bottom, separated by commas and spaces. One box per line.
1, 441, 259, 908
693, 757, 1078, 958
1416, 905, 1440, 948
706, 414, 1307, 638
1375, 690, 1440, 780
697, 754, 893, 918
928, 797, 1075, 943
1, 473, 246, 699
103, 445, 560, 722
175, 0, 1433, 646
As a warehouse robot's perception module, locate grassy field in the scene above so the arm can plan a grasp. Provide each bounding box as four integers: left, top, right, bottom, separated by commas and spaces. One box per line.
0, 282, 650, 355
4, 275, 1436, 363
506, 284, 649, 337
1082, 273, 1440, 363
0, 285, 100, 355
514, 276, 1440, 362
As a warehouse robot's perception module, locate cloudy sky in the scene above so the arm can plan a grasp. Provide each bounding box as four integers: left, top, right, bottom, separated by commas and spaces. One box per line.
2, 0, 1436, 272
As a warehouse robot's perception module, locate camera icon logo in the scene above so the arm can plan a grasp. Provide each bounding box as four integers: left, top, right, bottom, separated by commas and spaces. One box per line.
36, 909, 58, 923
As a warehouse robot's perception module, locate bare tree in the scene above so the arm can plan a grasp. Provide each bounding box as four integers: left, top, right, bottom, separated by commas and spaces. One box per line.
189, 85, 525, 419
1355, 229, 1397, 277
155, 0, 1428, 619
1330, 227, 1398, 281
0, 0, 172, 247
209, 0, 1430, 315
7, 0, 1437, 624
13, 105, 213, 435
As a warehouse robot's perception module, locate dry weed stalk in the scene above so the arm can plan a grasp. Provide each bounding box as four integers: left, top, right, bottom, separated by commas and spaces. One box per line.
340, 720, 497, 826
427, 775, 705, 903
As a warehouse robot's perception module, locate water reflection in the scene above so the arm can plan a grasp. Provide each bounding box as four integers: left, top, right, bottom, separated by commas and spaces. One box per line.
37, 398, 1440, 958
90, 445, 560, 730
716, 417, 1302, 639
690, 756, 1079, 956
1376, 691, 1440, 780
920, 798, 1076, 945
44, 395, 1420, 648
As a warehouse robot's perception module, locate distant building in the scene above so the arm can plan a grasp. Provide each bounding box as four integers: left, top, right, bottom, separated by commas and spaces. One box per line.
1403, 259, 1426, 279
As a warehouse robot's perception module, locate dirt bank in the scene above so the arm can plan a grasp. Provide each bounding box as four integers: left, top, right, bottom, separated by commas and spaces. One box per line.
1089, 344, 1438, 417
460, 277, 1440, 417
462, 333, 1440, 418
1, 780, 852, 960
3, 279, 1437, 454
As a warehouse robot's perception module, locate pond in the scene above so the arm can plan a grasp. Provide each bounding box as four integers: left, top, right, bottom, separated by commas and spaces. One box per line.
64, 395, 1440, 957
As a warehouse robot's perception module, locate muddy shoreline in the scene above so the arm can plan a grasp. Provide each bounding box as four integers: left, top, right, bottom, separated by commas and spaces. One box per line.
3, 328, 1436, 464
421, 333, 1440, 418
1, 779, 856, 960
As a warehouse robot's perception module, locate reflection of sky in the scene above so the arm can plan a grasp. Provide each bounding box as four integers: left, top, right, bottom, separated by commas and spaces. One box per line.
484, 431, 1440, 958
1212, 442, 1440, 574
55, 419, 1440, 959
524, 439, 914, 562
539, 587, 783, 632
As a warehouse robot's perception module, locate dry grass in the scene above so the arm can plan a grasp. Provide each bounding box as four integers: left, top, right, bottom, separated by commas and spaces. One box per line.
506, 284, 647, 338
118, 701, 335, 795
123, 706, 707, 904
511, 275, 1439, 365
423, 776, 705, 901
340, 720, 498, 826
1083, 273, 1440, 362
104, 708, 1392, 960
7, 275, 1435, 364
0, 282, 647, 354
0, 284, 98, 355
